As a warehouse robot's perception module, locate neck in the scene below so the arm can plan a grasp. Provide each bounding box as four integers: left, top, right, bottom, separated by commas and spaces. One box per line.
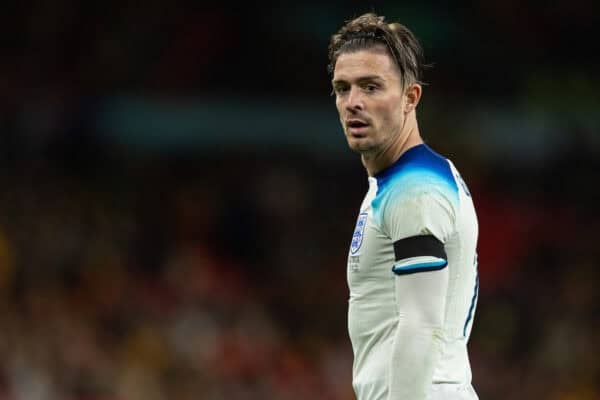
362, 113, 423, 176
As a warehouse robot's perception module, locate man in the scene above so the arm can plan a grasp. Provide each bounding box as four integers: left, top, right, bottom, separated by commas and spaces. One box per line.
328, 13, 479, 400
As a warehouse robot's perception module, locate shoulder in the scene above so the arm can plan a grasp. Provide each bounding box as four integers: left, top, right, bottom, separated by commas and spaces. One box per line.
372, 145, 459, 215
369, 145, 460, 241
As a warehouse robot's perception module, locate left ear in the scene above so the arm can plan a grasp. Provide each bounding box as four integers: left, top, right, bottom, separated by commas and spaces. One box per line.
404, 83, 422, 114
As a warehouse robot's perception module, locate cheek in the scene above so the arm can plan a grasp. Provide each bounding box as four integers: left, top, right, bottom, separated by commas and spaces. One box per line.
335, 98, 345, 116
383, 100, 405, 126
375, 104, 401, 128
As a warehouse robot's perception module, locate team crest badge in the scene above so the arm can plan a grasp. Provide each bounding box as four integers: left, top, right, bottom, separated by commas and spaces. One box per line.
350, 212, 368, 255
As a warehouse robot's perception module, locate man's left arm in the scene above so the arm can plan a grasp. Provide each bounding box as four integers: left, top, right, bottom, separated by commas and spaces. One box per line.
384, 192, 455, 400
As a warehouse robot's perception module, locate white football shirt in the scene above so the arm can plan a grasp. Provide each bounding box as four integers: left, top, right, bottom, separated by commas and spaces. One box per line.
347, 144, 479, 400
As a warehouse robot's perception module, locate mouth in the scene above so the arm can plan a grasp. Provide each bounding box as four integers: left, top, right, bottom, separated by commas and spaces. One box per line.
346, 119, 370, 136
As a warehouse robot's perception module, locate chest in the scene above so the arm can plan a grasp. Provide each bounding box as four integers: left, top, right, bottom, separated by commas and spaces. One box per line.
346, 199, 395, 293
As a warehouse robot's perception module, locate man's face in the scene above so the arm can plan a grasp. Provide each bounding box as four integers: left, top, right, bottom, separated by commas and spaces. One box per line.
332, 48, 406, 155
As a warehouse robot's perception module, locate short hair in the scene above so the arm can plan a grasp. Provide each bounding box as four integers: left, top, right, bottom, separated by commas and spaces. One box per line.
328, 13, 426, 88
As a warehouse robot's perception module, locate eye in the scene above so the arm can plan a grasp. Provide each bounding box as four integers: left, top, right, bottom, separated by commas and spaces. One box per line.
333, 85, 349, 96
365, 84, 378, 92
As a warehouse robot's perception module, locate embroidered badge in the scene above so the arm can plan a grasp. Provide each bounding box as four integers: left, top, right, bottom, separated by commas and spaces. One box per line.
350, 212, 368, 255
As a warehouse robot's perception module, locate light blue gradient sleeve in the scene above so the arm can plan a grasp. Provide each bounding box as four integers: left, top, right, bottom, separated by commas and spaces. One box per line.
372, 166, 458, 245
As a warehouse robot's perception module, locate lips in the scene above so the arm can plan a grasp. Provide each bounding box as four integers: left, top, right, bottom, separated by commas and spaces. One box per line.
346, 119, 369, 136
347, 119, 368, 128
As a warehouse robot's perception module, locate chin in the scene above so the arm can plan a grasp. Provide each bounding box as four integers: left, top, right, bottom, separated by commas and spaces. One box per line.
347, 139, 374, 154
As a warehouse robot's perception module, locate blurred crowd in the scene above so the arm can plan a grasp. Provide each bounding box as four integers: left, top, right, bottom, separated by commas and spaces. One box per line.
0, 1, 599, 399
0, 154, 357, 400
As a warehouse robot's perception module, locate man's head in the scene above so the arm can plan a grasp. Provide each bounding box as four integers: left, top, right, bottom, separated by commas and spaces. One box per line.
328, 13, 426, 158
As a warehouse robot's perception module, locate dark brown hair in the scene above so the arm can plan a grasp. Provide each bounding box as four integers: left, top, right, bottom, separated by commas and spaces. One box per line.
328, 13, 426, 87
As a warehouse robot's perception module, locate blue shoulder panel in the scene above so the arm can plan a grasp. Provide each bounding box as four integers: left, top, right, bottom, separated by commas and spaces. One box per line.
371, 144, 459, 227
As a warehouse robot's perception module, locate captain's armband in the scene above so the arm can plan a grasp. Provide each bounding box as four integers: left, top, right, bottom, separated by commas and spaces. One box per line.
392, 235, 447, 275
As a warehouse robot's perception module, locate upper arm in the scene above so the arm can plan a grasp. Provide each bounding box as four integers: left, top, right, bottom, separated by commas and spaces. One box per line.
384, 190, 455, 326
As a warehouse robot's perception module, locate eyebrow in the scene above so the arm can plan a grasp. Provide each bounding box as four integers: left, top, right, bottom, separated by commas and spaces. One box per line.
332, 75, 385, 85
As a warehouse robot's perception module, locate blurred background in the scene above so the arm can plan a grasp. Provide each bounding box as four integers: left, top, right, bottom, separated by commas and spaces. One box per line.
0, 1, 598, 399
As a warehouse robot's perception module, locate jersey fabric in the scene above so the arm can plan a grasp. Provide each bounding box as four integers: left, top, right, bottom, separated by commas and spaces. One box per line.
347, 144, 479, 400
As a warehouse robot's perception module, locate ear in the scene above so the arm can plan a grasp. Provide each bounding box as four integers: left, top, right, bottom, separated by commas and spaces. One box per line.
404, 83, 422, 114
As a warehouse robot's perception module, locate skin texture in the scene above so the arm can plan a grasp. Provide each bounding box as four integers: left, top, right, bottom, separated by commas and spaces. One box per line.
332, 46, 423, 176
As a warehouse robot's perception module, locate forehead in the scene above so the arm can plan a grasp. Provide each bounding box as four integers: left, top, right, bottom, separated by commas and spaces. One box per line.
333, 48, 400, 82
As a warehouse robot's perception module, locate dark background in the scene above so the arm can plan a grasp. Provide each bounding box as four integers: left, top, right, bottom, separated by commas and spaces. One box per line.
0, 1, 598, 399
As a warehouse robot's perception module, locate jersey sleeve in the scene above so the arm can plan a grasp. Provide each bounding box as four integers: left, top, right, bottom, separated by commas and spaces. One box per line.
381, 188, 457, 400
383, 188, 456, 274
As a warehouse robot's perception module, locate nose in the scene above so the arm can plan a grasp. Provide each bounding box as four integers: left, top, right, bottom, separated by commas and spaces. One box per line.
345, 86, 363, 112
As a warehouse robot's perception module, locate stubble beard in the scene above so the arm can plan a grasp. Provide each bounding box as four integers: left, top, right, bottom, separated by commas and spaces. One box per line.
351, 127, 406, 167
348, 139, 374, 154
346, 128, 389, 159
345, 126, 378, 155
